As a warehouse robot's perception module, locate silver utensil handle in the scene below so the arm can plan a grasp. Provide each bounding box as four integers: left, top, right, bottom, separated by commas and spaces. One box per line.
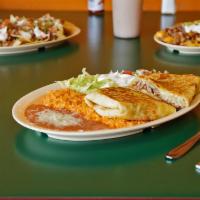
196, 162, 200, 171
165, 131, 200, 160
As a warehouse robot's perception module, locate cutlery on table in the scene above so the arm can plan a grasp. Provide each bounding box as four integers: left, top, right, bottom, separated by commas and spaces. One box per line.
165, 131, 200, 160
196, 162, 200, 171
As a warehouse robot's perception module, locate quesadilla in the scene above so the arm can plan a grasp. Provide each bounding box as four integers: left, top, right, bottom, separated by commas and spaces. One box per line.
133, 70, 200, 109
85, 87, 176, 121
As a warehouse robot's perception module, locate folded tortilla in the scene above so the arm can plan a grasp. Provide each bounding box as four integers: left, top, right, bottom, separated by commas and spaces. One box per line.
85, 87, 176, 121
133, 70, 200, 109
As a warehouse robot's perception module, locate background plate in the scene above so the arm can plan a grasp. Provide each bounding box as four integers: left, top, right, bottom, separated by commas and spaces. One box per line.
12, 83, 200, 141
154, 35, 200, 55
0, 21, 81, 55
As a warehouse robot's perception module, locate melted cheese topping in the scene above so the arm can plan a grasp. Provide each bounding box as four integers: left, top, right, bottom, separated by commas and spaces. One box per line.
35, 108, 81, 127
19, 31, 32, 41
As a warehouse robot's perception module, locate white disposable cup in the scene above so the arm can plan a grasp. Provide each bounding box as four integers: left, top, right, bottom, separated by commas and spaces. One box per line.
112, 0, 143, 38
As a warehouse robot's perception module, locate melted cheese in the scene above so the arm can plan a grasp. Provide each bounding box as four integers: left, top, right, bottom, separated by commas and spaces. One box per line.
19, 31, 32, 41
36, 108, 81, 127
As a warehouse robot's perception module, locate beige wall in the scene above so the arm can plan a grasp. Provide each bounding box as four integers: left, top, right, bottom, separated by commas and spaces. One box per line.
0, 0, 199, 11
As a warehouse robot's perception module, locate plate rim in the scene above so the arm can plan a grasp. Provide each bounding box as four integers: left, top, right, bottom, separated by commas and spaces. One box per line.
154, 35, 200, 54
12, 83, 200, 140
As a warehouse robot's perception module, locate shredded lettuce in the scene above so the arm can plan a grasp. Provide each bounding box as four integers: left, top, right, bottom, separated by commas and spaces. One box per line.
57, 68, 116, 94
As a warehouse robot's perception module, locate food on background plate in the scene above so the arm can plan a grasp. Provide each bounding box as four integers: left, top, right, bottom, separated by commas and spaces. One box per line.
155, 20, 200, 46
132, 69, 200, 109
85, 87, 176, 120
24, 68, 200, 131
0, 13, 69, 47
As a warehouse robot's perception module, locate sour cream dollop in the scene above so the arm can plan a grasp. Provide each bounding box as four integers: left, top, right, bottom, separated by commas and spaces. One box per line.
184, 23, 200, 34
34, 26, 49, 39
98, 71, 136, 87
0, 27, 8, 42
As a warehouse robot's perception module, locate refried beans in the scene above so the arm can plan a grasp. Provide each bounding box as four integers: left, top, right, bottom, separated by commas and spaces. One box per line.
25, 104, 109, 131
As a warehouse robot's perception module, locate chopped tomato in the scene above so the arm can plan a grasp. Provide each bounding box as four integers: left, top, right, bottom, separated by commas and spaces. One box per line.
121, 70, 134, 75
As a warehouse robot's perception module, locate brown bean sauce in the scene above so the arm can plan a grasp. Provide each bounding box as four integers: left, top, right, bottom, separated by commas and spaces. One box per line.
25, 104, 109, 131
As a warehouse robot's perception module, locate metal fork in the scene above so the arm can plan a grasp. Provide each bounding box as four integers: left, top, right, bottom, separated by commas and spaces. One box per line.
165, 131, 200, 160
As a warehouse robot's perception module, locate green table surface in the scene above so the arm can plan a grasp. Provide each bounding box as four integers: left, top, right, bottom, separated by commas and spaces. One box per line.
0, 10, 200, 199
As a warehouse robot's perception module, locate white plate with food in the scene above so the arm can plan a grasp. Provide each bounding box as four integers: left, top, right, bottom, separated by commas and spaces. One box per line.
0, 14, 80, 55
154, 20, 200, 55
154, 36, 200, 55
12, 69, 200, 141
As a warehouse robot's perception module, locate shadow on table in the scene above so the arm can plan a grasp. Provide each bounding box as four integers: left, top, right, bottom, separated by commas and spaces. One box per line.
154, 47, 200, 68
15, 112, 199, 169
0, 41, 79, 66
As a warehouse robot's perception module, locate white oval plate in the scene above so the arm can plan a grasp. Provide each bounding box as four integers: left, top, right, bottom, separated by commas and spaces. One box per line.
0, 21, 81, 55
154, 35, 200, 55
12, 83, 200, 141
